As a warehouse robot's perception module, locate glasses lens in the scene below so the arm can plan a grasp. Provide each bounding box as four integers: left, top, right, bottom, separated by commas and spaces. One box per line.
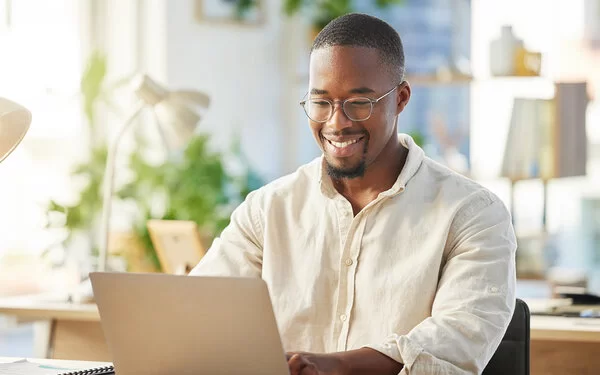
344, 98, 373, 121
304, 99, 332, 122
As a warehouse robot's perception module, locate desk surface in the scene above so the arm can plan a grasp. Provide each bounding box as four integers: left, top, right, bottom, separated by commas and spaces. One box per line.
2, 297, 600, 342
530, 315, 600, 342
0, 296, 99, 321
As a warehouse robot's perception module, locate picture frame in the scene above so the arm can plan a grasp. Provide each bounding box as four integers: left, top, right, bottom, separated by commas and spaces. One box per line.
194, 0, 264, 26
147, 220, 207, 275
584, 0, 600, 48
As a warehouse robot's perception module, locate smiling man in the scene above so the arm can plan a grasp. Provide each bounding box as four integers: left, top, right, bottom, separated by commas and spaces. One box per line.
190, 13, 516, 375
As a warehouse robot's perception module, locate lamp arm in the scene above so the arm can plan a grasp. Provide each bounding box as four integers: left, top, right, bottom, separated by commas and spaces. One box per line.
97, 102, 146, 272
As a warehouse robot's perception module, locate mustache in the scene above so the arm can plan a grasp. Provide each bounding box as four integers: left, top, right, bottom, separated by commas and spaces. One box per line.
321, 129, 368, 137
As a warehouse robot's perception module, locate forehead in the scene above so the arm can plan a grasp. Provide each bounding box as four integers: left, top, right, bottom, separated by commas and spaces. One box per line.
309, 46, 390, 92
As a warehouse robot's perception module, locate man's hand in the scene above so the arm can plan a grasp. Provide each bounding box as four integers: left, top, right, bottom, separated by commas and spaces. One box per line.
286, 352, 349, 375
286, 348, 403, 375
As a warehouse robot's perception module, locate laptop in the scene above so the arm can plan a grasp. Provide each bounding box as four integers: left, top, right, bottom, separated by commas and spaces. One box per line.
89, 272, 290, 375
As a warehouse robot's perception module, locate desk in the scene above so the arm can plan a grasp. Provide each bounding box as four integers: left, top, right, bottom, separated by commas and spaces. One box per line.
2, 298, 600, 373
0, 297, 109, 362
530, 315, 600, 375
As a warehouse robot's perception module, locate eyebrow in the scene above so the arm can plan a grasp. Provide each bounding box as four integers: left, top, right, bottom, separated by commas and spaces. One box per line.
309, 87, 376, 95
310, 88, 328, 95
349, 87, 376, 94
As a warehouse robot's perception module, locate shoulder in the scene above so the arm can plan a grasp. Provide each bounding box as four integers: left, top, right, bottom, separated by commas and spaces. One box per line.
243, 156, 322, 207
416, 159, 516, 255
418, 156, 509, 218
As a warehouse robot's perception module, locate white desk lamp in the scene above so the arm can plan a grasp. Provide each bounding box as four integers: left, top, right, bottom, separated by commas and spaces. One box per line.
0, 97, 31, 163
97, 75, 210, 272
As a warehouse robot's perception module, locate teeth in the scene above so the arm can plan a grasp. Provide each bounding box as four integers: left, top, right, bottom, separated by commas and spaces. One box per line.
329, 139, 359, 148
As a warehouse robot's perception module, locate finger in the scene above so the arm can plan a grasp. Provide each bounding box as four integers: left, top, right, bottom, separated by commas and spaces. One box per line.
287, 353, 309, 375
286, 351, 309, 361
302, 362, 319, 375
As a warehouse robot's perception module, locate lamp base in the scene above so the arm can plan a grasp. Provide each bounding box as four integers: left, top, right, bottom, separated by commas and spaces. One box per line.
69, 277, 95, 303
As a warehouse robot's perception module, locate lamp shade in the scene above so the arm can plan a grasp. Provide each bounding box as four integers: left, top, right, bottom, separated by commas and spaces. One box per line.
133, 75, 210, 151
0, 97, 31, 163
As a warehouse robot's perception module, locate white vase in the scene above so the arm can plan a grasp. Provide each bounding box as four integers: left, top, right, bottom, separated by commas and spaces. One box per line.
490, 25, 522, 76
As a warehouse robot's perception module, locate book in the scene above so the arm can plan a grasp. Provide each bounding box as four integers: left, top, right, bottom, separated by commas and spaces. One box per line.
501, 81, 588, 180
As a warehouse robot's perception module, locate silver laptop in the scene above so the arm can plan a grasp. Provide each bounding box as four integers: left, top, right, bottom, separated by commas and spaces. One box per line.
90, 272, 290, 375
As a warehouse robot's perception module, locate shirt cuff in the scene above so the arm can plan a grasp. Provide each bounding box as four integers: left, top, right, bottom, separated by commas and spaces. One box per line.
364, 334, 424, 372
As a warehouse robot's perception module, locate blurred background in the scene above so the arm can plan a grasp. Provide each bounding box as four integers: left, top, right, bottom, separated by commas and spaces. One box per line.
0, 0, 599, 363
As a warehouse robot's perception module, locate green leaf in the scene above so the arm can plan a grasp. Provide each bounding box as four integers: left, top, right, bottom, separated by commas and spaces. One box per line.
80, 51, 108, 133
375, 0, 405, 6
235, 0, 257, 19
284, 0, 304, 15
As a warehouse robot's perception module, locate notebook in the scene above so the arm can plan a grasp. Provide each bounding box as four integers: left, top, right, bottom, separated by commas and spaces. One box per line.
59, 365, 114, 375
63, 272, 290, 375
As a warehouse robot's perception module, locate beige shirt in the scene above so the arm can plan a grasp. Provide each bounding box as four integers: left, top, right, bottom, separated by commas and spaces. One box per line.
190, 134, 517, 375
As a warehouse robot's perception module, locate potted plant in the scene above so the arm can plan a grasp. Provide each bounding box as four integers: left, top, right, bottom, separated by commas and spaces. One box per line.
119, 134, 263, 272
283, 0, 405, 39
45, 52, 264, 273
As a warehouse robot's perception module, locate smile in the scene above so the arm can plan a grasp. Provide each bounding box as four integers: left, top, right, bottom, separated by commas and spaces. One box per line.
327, 138, 362, 148
323, 136, 366, 157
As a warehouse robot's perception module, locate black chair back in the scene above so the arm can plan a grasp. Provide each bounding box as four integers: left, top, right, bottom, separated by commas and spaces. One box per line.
482, 299, 530, 375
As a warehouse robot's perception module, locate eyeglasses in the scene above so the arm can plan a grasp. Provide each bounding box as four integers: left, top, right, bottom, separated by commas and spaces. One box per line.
299, 85, 399, 123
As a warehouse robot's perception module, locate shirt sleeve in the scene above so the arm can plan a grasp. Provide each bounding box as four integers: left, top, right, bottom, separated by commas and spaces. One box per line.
365, 190, 517, 375
188, 189, 264, 278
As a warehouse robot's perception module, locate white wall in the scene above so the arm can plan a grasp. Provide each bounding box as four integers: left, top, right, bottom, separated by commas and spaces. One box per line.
0, 0, 87, 255
160, 0, 302, 182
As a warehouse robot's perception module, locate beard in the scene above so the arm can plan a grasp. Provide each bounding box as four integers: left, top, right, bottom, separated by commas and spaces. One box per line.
324, 136, 369, 179
325, 159, 366, 179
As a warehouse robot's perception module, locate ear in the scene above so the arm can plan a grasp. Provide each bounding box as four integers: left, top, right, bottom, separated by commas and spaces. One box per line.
395, 81, 411, 115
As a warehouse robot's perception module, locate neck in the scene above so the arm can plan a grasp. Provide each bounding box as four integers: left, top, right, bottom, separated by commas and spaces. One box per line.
331, 134, 407, 213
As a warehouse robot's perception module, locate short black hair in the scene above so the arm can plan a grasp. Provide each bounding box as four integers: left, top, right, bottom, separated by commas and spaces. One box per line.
311, 13, 405, 82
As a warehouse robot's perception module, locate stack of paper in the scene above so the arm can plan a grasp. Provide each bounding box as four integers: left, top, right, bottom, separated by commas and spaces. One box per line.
0, 359, 77, 375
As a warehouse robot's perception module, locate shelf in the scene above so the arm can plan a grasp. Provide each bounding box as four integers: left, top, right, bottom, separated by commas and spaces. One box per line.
295, 72, 565, 88
406, 74, 560, 87
405, 74, 473, 86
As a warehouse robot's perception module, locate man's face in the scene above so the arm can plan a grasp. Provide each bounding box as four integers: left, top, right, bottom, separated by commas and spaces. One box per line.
307, 46, 409, 179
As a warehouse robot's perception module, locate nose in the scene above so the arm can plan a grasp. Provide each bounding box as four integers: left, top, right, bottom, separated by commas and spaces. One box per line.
326, 102, 352, 131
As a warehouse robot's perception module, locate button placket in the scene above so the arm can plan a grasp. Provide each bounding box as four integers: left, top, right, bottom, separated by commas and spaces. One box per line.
336, 214, 368, 351
336, 199, 353, 248
333, 198, 355, 351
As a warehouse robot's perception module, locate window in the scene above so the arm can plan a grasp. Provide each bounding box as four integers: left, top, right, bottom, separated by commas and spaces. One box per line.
0, 0, 86, 255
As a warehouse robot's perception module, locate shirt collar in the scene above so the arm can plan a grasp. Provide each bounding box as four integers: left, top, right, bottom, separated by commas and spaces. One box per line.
318, 133, 424, 198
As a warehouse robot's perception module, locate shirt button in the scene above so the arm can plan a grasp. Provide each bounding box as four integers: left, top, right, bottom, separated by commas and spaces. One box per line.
345, 258, 353, 266
340, 314, 347, 322
490, 286, 499, 293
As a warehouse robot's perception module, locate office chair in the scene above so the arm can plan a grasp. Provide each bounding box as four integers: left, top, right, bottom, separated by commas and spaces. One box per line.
482, 298, 530, 375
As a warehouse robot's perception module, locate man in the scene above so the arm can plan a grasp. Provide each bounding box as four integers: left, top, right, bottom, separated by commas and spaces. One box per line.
190, 13, 516, 375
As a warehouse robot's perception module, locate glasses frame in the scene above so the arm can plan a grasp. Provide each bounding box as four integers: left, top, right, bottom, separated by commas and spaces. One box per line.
299, 84, 400, 123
